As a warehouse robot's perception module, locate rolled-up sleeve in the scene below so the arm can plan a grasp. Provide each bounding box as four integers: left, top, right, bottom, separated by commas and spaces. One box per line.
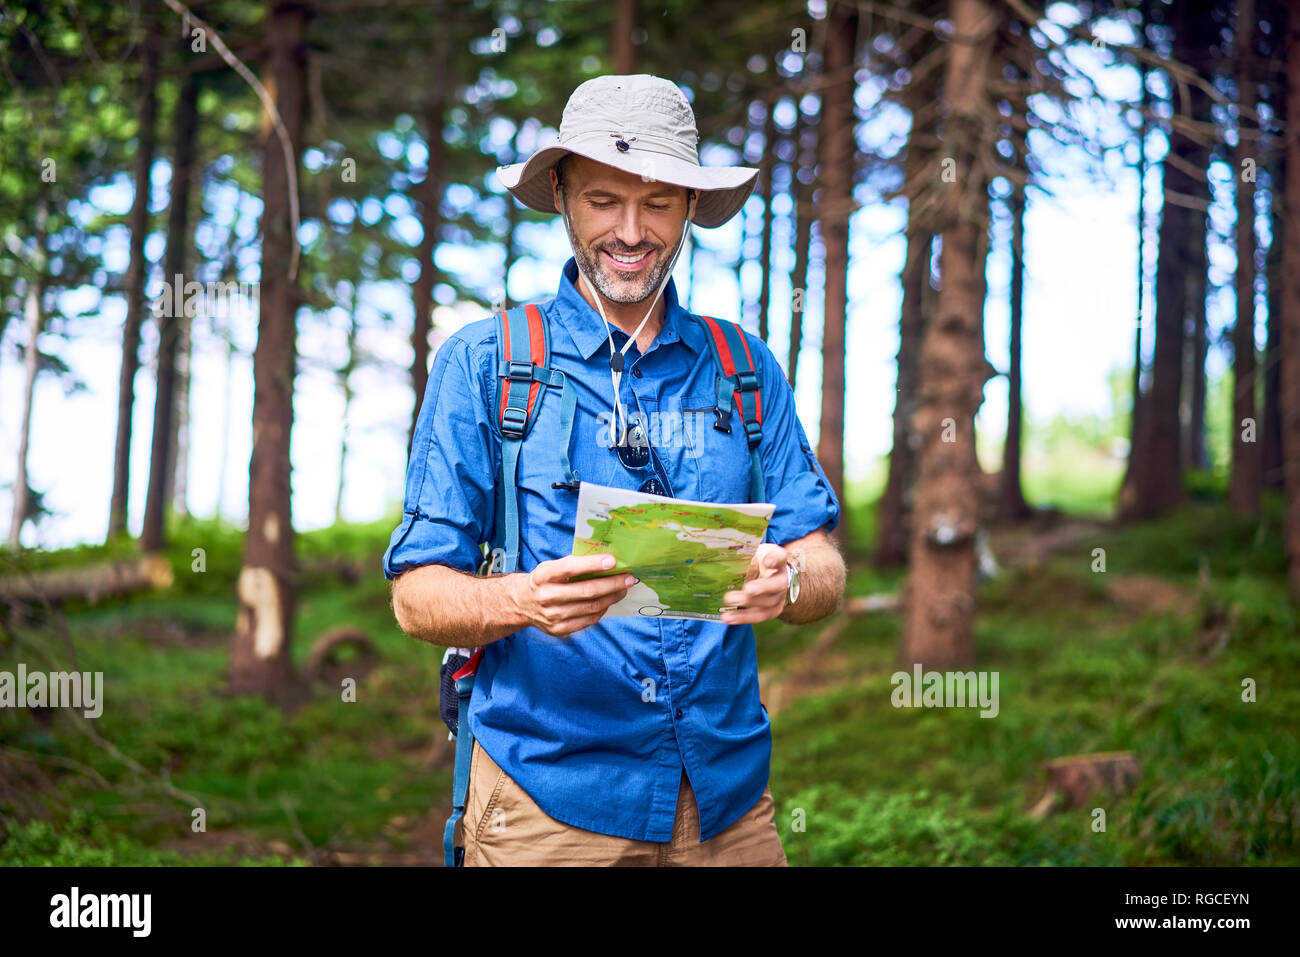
382, 334, 497, 579
750, 336, 840, 545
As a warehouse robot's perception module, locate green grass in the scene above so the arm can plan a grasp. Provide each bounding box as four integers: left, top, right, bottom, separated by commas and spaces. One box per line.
1, 517, 448, 865
768, 491, 1300, 865
2, 481, 1297, 865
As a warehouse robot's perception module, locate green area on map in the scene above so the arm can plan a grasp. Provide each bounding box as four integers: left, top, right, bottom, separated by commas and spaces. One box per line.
573, 501, 768, 614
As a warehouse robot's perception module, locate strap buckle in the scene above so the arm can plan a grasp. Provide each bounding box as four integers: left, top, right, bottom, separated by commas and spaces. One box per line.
734, 370, 760, 393
713, 407, 732, 434
506, 359, 534, 382
744, 419, 763, 449
501, 405, 528, 438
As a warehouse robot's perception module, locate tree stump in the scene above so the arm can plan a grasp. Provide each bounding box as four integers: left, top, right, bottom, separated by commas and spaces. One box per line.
305, 628, 379, 686
1028, 751, 1140, 820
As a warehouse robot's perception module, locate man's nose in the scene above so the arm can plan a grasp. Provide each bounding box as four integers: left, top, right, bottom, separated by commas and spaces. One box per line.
614, 202, 649, 249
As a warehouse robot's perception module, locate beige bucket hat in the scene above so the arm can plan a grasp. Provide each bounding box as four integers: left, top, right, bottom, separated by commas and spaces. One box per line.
495, 74, 759, 229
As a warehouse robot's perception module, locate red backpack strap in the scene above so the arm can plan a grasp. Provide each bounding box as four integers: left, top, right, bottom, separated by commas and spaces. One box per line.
486, 304, 578, 575
697, 315, 766, 502
496, 304, 549, 439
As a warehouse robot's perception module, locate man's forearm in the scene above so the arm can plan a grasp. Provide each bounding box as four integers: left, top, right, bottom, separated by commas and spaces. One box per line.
779, 541, 846, 624
391, 564, 525, 648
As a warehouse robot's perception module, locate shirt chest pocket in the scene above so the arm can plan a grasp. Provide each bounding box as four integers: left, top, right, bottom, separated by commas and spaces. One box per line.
677, 392, 755, 504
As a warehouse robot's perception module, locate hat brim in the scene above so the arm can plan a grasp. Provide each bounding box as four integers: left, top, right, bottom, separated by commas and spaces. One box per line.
496, 145, 758, 229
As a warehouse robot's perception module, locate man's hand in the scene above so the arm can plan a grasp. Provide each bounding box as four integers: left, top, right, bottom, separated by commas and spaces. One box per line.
509, 554, 635, 637
720, 543, 789, 625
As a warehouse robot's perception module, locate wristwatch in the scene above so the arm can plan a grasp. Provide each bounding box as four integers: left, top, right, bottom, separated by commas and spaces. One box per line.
785, 554, 802, 606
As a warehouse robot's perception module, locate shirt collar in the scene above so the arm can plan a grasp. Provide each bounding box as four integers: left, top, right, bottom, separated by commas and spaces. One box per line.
550, 257, 704, 360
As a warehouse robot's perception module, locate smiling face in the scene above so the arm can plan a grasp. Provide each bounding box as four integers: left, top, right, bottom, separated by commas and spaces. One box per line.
550, 154, 694, 305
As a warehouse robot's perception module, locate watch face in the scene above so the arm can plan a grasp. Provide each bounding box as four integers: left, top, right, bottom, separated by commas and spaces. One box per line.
787, 563, 800, 604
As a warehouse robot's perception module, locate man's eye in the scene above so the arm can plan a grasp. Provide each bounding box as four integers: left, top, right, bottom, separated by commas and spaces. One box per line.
646, 203, 669, 211
589, 200, 614, 208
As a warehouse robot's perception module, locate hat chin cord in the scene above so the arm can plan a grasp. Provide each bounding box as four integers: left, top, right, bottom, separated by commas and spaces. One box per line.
557, 185, 696, 449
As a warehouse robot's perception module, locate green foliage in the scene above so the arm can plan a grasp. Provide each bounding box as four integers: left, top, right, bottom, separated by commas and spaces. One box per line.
780, 786, 1005, 866
767, 486, 1299, 866
0, 505, 455, 861
4, 470, 1296, 866
0, 812, 296, 866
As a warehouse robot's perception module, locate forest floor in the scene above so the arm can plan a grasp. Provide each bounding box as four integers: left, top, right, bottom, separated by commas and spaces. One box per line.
1, 485, 1297, 865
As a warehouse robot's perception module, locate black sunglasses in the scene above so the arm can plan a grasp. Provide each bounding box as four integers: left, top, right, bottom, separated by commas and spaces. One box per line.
611, 402, 674, 498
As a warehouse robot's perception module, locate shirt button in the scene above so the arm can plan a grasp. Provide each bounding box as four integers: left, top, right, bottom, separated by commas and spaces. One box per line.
675, 708, 683, 719
632, 367, 643, 378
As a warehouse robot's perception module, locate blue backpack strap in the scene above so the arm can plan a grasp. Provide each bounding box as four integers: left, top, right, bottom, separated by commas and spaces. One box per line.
492, 303, 578, 573
445, 304, 579, 867
443, 648, 483, 867
697, 315, 766, 503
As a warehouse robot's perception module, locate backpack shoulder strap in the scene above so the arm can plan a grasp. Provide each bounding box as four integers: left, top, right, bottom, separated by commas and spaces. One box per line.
447, 304, 551, 867
447, 303, 578, 867
495, 303, 549, 440
697, 315, 766, 503
487, 304, 578, 574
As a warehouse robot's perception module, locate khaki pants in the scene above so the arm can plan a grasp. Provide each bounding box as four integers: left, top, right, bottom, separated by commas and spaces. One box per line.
461, 739, 788, 866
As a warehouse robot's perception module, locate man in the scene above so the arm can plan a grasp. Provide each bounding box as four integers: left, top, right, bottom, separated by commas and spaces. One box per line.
384, 74, 846, 866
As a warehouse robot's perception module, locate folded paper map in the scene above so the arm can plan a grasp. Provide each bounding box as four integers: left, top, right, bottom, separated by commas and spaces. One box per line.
570, 482, 775, 620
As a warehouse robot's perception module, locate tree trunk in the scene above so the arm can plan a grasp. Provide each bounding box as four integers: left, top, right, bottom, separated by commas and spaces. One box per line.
757, 99, 775, 343
787, 110, 814, 389
816, 0, 858, 534
141, 61, 199, 552
1123, 4, 1207, 521
408, 31, 449, 452
1119, 10, 1149, 517
0, 555, 173, 604
504, 165, 520, 309
231, 0, 307, 698
900, 0, 999, 670
1263, 173, 1284, 489
736, 204, 750, 327
170, 304, 192, 517
215, 321, 234, 523
1230, 0, 1261, 514
213, 230, 242, 524
1185, 217, 1209, 472
1281, 3, 1300, 596
108, 22, 161, 542
875, 135, 928, 567
8, 201, 49, 550
1262, 10, 1287, 493
874, 229, 928, 565
997, 167, 1032, 521
612, 0, 635, 73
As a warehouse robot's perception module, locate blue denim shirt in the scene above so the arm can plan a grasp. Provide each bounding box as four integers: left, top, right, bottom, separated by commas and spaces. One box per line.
383, 257, 840, 841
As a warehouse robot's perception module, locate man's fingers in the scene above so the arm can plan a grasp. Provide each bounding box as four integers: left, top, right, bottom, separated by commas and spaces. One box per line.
751, 543, 786, 573
573, 574, 637, 600
548, 594, 625, 636
723, 576, 785, 608
720, 606, 778, 625
532, 553, 618, 584
539, 575, 636, 607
